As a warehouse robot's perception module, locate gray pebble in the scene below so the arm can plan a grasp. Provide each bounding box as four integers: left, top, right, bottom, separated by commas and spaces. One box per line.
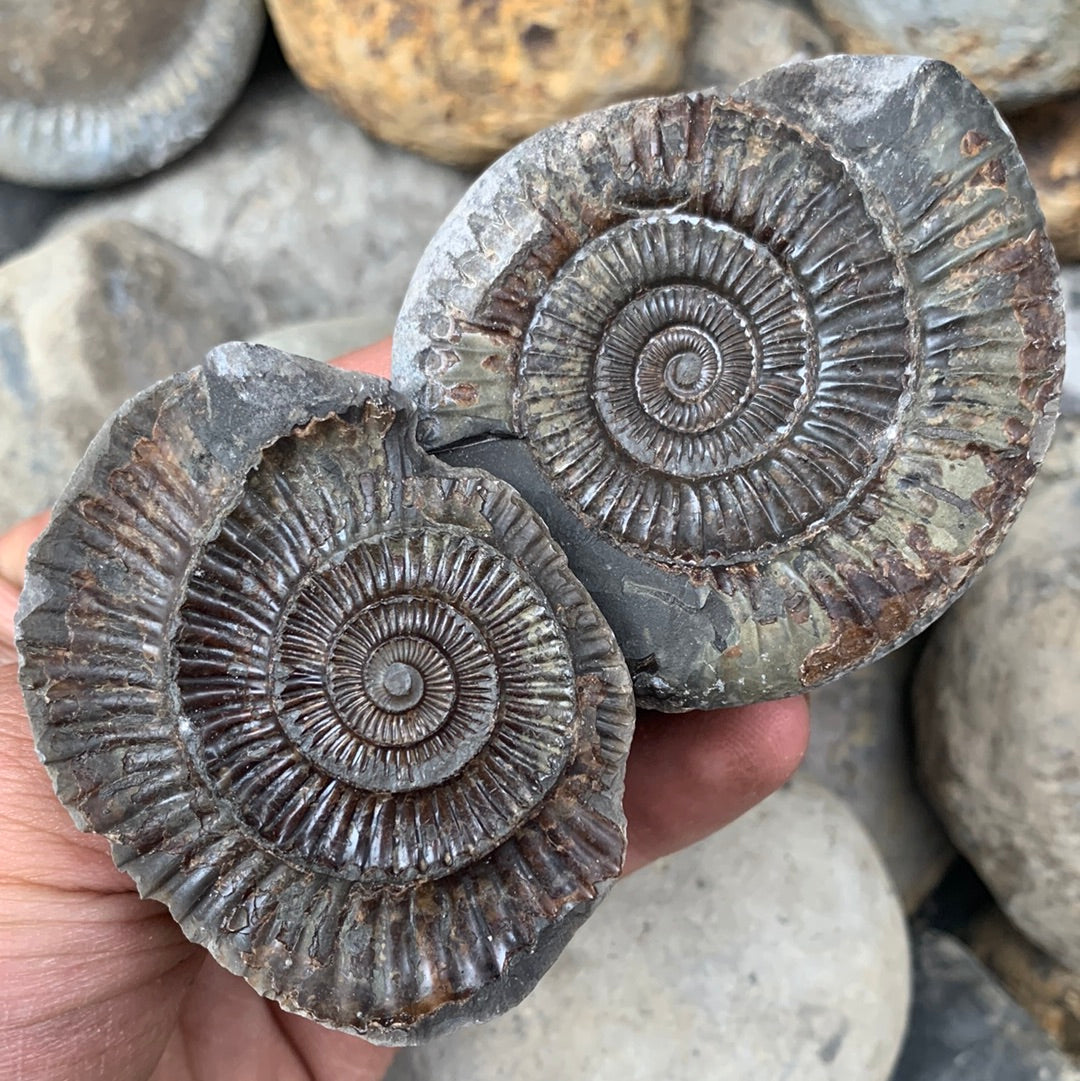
810, 0, 1080, 109
49, 72, 473, 327
0, 0, 266, 186
892, 930, 1080, 1081
802, 643, 955, 913
683, 0, 835, 94
389, 778, 910, 1081
0, 220, 258, 529
916, 415, 1080, 972
1063, 266, 1080, 413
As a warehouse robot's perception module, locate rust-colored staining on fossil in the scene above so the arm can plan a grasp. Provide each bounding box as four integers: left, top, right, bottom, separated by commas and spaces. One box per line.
393, 54, 1065, 710
16, 344, 635, 1044
961, 129, 992, 156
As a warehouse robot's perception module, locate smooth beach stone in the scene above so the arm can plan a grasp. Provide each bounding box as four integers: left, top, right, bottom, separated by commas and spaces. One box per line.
915, 416, 1080, 972
892, 930, 1080, 1081
388, 778, 910, 1081
968, 908, 1080, 1057
0, 0, 266, 186
802, 643, 954, 913
1065, 267, 1080, 411
809, 0, 1080, 109
1011, 95, 1080, 262
683, 0, 834, 94
266, 0, 691, 166
49, 72, 472, 327
0, 220, 257, 530
1036, 413, 1080, 482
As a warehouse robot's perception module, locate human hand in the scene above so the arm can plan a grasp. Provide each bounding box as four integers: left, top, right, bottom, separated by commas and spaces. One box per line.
0, 339, 809, 1080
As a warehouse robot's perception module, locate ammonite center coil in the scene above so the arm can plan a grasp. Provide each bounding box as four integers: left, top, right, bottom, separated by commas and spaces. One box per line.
393, 54, 1065, 710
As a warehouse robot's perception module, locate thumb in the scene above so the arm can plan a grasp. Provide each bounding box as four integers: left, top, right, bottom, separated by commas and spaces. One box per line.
0, 510, 49, 589
0, 510, 49, 646
328, 336, 392, 378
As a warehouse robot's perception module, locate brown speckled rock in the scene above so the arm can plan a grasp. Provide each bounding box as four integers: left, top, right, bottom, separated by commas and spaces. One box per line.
1011, 95, 1080, 262
809, 0, 1080, 109
967, 909, 1080, 1057
265, 0, 691, 166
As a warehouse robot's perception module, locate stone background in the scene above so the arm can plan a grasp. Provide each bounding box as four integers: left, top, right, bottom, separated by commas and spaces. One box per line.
2, 3, 1079, 1078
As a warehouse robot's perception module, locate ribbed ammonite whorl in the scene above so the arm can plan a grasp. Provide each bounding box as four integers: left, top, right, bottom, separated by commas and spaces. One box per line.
16, 343, 635, 1043
392, 54, 1066, 711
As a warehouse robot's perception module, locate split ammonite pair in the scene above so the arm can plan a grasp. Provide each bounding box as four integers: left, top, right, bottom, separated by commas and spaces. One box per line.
16, 55, 1065, 1043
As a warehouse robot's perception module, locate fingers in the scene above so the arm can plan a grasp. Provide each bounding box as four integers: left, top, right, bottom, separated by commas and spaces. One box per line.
329, 338, 392, 378
0, 510, 49, 647
153, 958, 397, 1081
0, 509, 48, 588
622, 695, 810, 875
275, 1002, 398, 1081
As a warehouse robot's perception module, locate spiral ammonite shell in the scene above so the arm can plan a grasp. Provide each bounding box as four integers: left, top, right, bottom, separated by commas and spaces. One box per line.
16, 343, 635, 1043
392, 54, 1066, 710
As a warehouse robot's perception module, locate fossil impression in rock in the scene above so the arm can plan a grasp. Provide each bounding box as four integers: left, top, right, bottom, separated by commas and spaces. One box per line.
393, 54, 1065, 711
16, 343, 635, 1044
0, 0, 266, 187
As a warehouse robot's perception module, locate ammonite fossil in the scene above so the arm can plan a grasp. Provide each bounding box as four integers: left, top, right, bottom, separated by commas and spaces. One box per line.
16, 343, 635, 1043
393, 54, 1066, 711
0, 0, 266, 186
